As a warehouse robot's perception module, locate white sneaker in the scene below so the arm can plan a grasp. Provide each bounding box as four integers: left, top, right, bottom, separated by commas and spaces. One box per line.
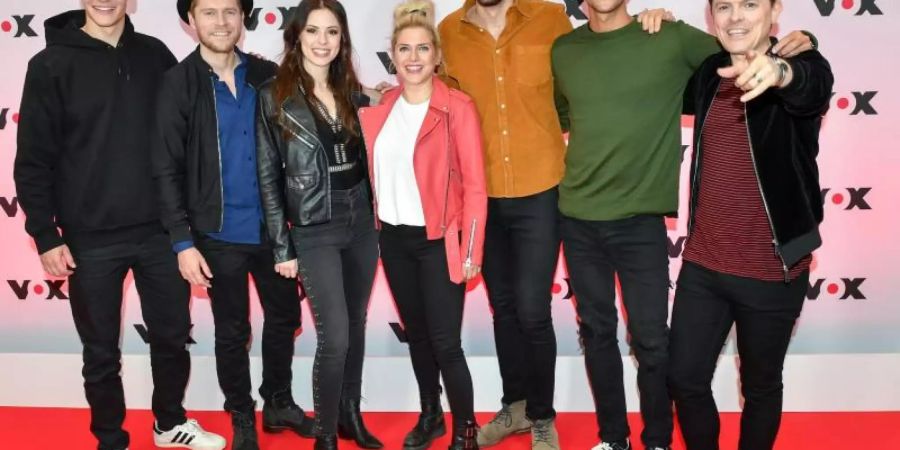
153, 419, 227, 450
591, 440, 631, 450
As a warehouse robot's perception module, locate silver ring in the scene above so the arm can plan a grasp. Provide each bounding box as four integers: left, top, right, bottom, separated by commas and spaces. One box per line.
756, 75, 764, 84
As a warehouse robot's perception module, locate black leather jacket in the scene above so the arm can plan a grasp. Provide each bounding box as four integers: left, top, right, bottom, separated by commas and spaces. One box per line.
684, 47, 833, 278
256, 80, 369, 262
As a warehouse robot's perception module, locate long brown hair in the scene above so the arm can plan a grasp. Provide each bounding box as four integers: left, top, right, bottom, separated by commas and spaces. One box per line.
273, 0, 361, 136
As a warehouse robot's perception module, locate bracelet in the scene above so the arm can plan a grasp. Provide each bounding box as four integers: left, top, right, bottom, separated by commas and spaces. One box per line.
770, 56, 788, 87
801, 30, 818, 51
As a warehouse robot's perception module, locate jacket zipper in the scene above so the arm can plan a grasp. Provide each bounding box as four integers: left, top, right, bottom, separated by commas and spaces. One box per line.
210, 79, 225, 232
440, 108, 451, 235
464, 218, 477, 268
745, 103, 789, 283
688, 79, 721, 234
283, 109, 323, 149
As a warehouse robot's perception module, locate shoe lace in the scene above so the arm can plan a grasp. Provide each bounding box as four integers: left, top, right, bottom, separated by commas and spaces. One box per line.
488, 404, 513, 428
532, 421, 553, 444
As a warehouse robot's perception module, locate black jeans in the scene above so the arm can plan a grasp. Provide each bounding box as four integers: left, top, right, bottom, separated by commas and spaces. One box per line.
482, 187, 559, 420
292, 182, 378, 435
561, 214, 672, 447
196, 234, 302, 414
379, 223, 475, 430
68, 232, 191, 450
669, 262, 808, 450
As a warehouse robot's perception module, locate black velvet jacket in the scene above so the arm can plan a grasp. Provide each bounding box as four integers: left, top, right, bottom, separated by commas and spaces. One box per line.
683, 47, 834, 278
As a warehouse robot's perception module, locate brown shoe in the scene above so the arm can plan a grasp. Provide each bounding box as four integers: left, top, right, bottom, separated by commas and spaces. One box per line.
476, 400, 531, 447
531, 418, 559, 450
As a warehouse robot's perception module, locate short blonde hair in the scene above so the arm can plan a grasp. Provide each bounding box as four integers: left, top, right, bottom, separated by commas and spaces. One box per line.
391, 0, 441, 50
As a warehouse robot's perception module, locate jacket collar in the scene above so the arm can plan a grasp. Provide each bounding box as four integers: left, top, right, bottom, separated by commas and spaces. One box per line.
185, 46, 271, 87
364, 77, 452, 148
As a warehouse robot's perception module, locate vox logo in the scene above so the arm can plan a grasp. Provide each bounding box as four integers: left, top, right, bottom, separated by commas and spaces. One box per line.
565, 0, 588, 21
820, 188, 872, 210
813, 0, 883, 16
552, 278, 574, 300
668, 235, 688, 259
807, 278, 866, 300
1, 108, 20, 130
245, 7, 296, 31
1, 196, 19, 217
1, 15, 38, 38
134, 324, 197, 345
376, 52, 397, 75
831, 92, 878, 115
7, 279, 68, 300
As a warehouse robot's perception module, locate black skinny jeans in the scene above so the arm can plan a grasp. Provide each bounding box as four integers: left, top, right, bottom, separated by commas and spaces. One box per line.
482, 187, 560, 420
292, 182, 379, 435
195, 234, 302, 414
68, 232, 191, 450
379, 223, 475, 431
669, 261, 808, 450
561, 214, 673, 448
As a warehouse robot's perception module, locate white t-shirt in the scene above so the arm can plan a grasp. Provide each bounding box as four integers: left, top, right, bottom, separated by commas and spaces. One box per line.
374, 95, 431, 226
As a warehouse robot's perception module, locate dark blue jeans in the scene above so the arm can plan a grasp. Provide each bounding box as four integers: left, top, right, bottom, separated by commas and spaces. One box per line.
561, 214, 672, 448
291, 182, 379, 435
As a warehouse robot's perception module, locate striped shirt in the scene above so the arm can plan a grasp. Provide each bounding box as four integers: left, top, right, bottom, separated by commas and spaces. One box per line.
683, 80, 810, 282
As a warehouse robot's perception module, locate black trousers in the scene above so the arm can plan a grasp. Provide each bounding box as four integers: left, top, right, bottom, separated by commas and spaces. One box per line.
68, 232, 191, 450
669, 261, 808, 450
379, 223, 475, 430
196, 235, 302, 414
561, 214, 672, 447
482, 187, 560, 420
292, 182, 378, 435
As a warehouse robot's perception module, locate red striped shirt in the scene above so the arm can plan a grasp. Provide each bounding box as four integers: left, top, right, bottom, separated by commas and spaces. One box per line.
683, 80, 810, 282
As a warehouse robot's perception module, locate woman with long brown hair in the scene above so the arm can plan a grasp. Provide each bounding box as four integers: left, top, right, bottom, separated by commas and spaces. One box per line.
256, 1, 382, 449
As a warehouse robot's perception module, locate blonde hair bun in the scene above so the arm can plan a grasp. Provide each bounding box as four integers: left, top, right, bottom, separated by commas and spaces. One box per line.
393, 0, 436, 28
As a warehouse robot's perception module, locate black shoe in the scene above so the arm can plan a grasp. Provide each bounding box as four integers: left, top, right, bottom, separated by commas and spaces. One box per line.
231, 410, 260, 450
403, 394, 447, 450
315, 433, 339, 450
448, 419, 479, 450
337, 397, 384, 448
262, 391, 316, 438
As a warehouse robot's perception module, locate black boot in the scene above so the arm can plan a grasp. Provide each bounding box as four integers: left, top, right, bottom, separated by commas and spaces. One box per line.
448, 420, 479, 450
231, 410, 260, 450
403, 394, 447, 450
337, 397, 384, 448
315, 433, 339, 450
262, 390, 316, 438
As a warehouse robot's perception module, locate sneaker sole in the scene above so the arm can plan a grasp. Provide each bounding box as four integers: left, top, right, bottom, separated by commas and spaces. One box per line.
154, 443, 226, 450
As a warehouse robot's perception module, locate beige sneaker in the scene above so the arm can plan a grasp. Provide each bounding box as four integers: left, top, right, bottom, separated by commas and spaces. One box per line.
476, 400, 531, 447
531, 418, 560, 450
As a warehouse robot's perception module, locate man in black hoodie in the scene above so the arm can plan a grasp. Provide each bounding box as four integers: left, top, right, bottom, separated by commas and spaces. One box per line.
154, 1, 313, 450
14, 1, 225, 450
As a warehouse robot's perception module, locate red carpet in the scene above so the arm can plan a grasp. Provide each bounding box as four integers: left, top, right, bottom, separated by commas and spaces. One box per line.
1, 407, 897, 449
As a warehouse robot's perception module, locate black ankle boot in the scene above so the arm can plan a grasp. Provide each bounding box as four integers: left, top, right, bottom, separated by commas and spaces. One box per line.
230, 410, 260, 450
262, 390, 315, 438
337, 397, 383, 448
314, 433, 339, 450
403, 395, 446, 450
448, 419, 479, 450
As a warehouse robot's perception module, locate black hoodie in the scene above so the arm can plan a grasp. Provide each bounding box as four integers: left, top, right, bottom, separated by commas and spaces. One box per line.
14, 10, 177, 253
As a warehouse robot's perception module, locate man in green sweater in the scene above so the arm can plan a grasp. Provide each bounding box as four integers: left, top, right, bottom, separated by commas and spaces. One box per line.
551, 1, 814, 449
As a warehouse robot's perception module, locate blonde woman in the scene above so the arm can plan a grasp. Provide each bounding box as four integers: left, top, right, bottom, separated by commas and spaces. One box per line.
359, 1, 487, 449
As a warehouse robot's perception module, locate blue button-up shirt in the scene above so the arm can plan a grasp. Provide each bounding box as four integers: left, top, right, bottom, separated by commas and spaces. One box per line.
174, 53, 262, 252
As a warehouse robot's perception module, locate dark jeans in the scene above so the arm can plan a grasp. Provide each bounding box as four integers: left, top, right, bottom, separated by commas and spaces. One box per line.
68, 232, 191, 450
482, 187, 559, 420
379, 223, 475, 430
292, 182, 378, 435
669, 262, 808, 450
196, 234, 302, 414
561, 214, 672, 447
